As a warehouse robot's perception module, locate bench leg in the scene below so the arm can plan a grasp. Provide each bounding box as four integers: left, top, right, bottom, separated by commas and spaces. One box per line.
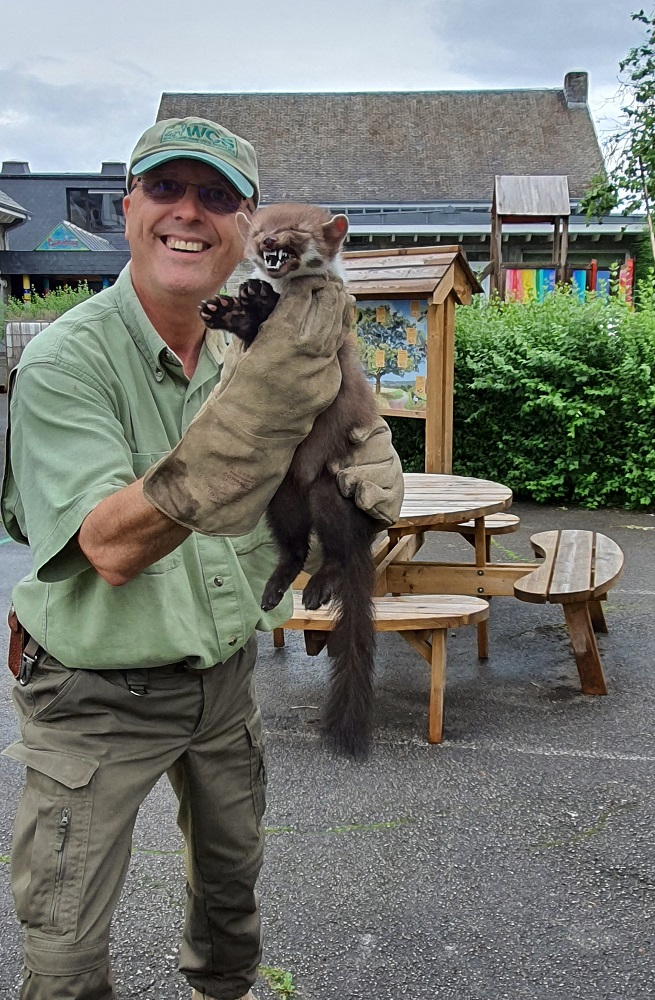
273, 628, 285, 648
304, 630, 329, 656
562, 602, 608, 696
477, 598, 490, 659
588, 599, 608, 634
429, 629, 447, 744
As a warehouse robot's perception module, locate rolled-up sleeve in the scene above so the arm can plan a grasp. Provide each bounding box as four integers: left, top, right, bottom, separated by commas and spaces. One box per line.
2, 361, 137, 582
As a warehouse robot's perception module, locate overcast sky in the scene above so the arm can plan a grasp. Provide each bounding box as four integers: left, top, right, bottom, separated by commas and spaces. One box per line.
0, 0, 645, 173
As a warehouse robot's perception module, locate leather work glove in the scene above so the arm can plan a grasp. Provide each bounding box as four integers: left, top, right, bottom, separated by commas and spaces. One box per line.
142, 275, 354, 536
332, 416, 405, 527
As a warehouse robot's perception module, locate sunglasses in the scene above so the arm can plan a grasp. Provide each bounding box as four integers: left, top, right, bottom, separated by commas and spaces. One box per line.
133, 176, 243, 216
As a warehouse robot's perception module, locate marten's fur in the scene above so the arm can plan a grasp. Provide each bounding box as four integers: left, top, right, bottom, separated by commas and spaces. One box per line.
200, 204, 379, 759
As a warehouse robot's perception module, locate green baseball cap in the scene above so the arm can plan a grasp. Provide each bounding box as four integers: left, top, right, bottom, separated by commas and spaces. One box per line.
128, 117, 259, 203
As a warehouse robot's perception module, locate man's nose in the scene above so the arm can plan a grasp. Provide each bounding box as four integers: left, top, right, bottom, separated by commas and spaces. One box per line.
174, 184, 204, 218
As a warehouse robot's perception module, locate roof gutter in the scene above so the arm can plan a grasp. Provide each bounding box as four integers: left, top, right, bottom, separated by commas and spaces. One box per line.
347, 221, 644, 236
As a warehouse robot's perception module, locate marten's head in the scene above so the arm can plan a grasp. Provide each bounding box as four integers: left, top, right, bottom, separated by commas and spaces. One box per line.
236, 203, 348, 282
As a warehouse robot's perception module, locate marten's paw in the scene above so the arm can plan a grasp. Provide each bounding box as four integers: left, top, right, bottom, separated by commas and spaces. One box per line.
238, 279, 280, 328
261, 581, 286, 613
199, 294, 239, 329
239, 278, 278, 309
302, 569, 340, 611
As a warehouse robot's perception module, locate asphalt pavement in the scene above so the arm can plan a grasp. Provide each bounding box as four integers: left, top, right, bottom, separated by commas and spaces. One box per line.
1, 390, 654, 999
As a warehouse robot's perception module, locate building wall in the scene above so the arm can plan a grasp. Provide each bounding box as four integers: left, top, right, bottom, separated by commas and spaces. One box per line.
0, 172, 128, 252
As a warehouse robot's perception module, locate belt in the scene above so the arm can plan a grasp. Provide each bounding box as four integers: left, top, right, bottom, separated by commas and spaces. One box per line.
122, 662, 207, 696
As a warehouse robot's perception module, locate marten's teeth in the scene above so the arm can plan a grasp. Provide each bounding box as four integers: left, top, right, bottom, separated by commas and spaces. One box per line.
263, 249, 291, 270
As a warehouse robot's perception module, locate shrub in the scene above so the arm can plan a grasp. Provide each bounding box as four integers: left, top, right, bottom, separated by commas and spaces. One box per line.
388, 284, 655, 509
1, 282, 95, 322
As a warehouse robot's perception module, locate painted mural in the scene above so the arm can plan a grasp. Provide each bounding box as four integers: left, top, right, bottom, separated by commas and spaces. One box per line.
355, 299, 428, 416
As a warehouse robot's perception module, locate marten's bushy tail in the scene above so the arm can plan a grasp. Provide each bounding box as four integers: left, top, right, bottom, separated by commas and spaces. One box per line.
322, 534, 377, 761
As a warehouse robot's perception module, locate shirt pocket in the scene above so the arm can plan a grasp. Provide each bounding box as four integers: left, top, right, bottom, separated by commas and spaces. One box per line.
131, 452, 183, 574
230, 517, 274, 557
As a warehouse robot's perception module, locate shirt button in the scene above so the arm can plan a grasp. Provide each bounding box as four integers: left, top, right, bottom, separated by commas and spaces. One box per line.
213, 576, 224, 587
155, 368, 164, 381
227, 635, 238, 646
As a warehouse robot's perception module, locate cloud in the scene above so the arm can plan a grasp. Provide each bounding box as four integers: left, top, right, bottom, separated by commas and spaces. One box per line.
430, 0, 642, 89
0, 64, 159, 170
0, 0, 646, 170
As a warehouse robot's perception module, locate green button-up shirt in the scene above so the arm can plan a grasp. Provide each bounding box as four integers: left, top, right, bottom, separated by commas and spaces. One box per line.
1, 265, 291, 670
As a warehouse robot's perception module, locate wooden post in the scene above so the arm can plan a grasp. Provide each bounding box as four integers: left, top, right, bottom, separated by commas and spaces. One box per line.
490, 211, 502, 296
425, 302, 444, 473
560, 216, 569, 281
442, 294, 455, 474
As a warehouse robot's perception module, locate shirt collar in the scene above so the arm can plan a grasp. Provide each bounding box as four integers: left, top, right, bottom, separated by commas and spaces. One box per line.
114, 263, 228, 380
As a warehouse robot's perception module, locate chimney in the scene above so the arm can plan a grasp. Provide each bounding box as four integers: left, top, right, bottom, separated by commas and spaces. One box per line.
2, 161, 31, 174
101, 161, 127, 175
564, 72, 588, 108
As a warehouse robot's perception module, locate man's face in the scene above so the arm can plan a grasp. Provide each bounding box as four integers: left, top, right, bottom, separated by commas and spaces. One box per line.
123, 159, 250, 303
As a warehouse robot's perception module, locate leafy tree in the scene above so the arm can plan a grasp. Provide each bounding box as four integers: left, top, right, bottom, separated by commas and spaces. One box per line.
355, 303, 427, 394
580, 9, 655, 259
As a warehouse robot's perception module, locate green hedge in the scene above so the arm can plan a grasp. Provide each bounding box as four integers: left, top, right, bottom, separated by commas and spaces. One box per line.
388, 284, 655, 509
1, 283, 94, 323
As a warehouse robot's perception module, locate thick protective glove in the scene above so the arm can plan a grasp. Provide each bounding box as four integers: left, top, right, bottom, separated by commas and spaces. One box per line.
331, 416, 405, 527
143, 275, 353, 536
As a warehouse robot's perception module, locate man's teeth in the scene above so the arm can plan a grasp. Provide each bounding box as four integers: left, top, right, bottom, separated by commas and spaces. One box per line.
263, 249, 291, 271
166, 238, 207, 252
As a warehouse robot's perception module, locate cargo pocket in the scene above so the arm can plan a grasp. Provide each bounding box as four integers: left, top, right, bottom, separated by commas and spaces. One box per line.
2, 742, 98, 937
245, 711, 267, 827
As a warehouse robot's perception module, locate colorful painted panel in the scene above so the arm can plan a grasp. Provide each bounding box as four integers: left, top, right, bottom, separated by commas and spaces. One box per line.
594, 270, 612, 300
505, 269, 556, 302
506, 268, 591, 302
355, 299, 428, 417
35, 222, 90, 251
619, 259, 635, 304
570, 270, 587, 301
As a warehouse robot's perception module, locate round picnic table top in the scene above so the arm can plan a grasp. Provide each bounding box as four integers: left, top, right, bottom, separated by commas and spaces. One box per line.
394, 473, 513, 529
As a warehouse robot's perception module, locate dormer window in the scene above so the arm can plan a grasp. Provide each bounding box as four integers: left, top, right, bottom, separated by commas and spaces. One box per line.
67, 189, 125, 232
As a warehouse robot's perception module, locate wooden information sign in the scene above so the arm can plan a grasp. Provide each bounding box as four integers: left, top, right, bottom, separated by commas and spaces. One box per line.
342, 246, 482, 474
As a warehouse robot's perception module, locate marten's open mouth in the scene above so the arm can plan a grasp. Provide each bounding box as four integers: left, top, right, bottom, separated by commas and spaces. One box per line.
262, 248, 296, 272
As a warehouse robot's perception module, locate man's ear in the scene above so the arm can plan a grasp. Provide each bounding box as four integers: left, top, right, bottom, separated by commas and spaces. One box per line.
123, 193, 131, 240
322, 213, 349, 248
236, 211, 254, 241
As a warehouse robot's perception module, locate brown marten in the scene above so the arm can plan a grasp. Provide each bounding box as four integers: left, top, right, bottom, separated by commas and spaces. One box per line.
200, 203, 380, 760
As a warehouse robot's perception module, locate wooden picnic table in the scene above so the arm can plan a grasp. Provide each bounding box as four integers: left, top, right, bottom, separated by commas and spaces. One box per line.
381, 472, 533, 583
396, 473, 513, 527
278, 473, 624, 735
377, 473, 525, 592
374, 474, 534, 657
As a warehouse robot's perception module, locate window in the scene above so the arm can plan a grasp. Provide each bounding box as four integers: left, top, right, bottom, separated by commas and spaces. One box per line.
67, 189, 126, 232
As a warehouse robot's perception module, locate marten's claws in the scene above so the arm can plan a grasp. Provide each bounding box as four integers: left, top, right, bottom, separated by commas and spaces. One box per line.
302, 575, 335, 611
261, 586, 285, 612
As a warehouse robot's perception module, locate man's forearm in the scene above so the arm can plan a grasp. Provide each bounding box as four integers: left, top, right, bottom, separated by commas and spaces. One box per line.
78, 480, 190, 586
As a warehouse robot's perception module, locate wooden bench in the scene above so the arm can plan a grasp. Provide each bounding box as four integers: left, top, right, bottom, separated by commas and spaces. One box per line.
273, 515, 520, 660
514, 530, 624, 695
280, 592, 489, 744
439, 512, 521, 556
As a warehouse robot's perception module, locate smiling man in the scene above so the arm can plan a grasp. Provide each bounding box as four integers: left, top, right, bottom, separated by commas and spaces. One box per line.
1, 117, 403, 1000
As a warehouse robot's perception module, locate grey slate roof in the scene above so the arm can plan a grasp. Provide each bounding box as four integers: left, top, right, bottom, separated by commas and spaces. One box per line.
0, 188, 28, 224
63, 222, 117, 251
157, 89, 605, 205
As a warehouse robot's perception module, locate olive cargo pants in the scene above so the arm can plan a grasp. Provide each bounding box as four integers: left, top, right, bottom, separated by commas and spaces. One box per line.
3, 636, 265, 1000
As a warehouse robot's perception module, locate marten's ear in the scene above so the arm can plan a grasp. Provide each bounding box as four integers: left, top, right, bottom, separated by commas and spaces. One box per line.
322, 213, 349, 248
235, 212, 254, 241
